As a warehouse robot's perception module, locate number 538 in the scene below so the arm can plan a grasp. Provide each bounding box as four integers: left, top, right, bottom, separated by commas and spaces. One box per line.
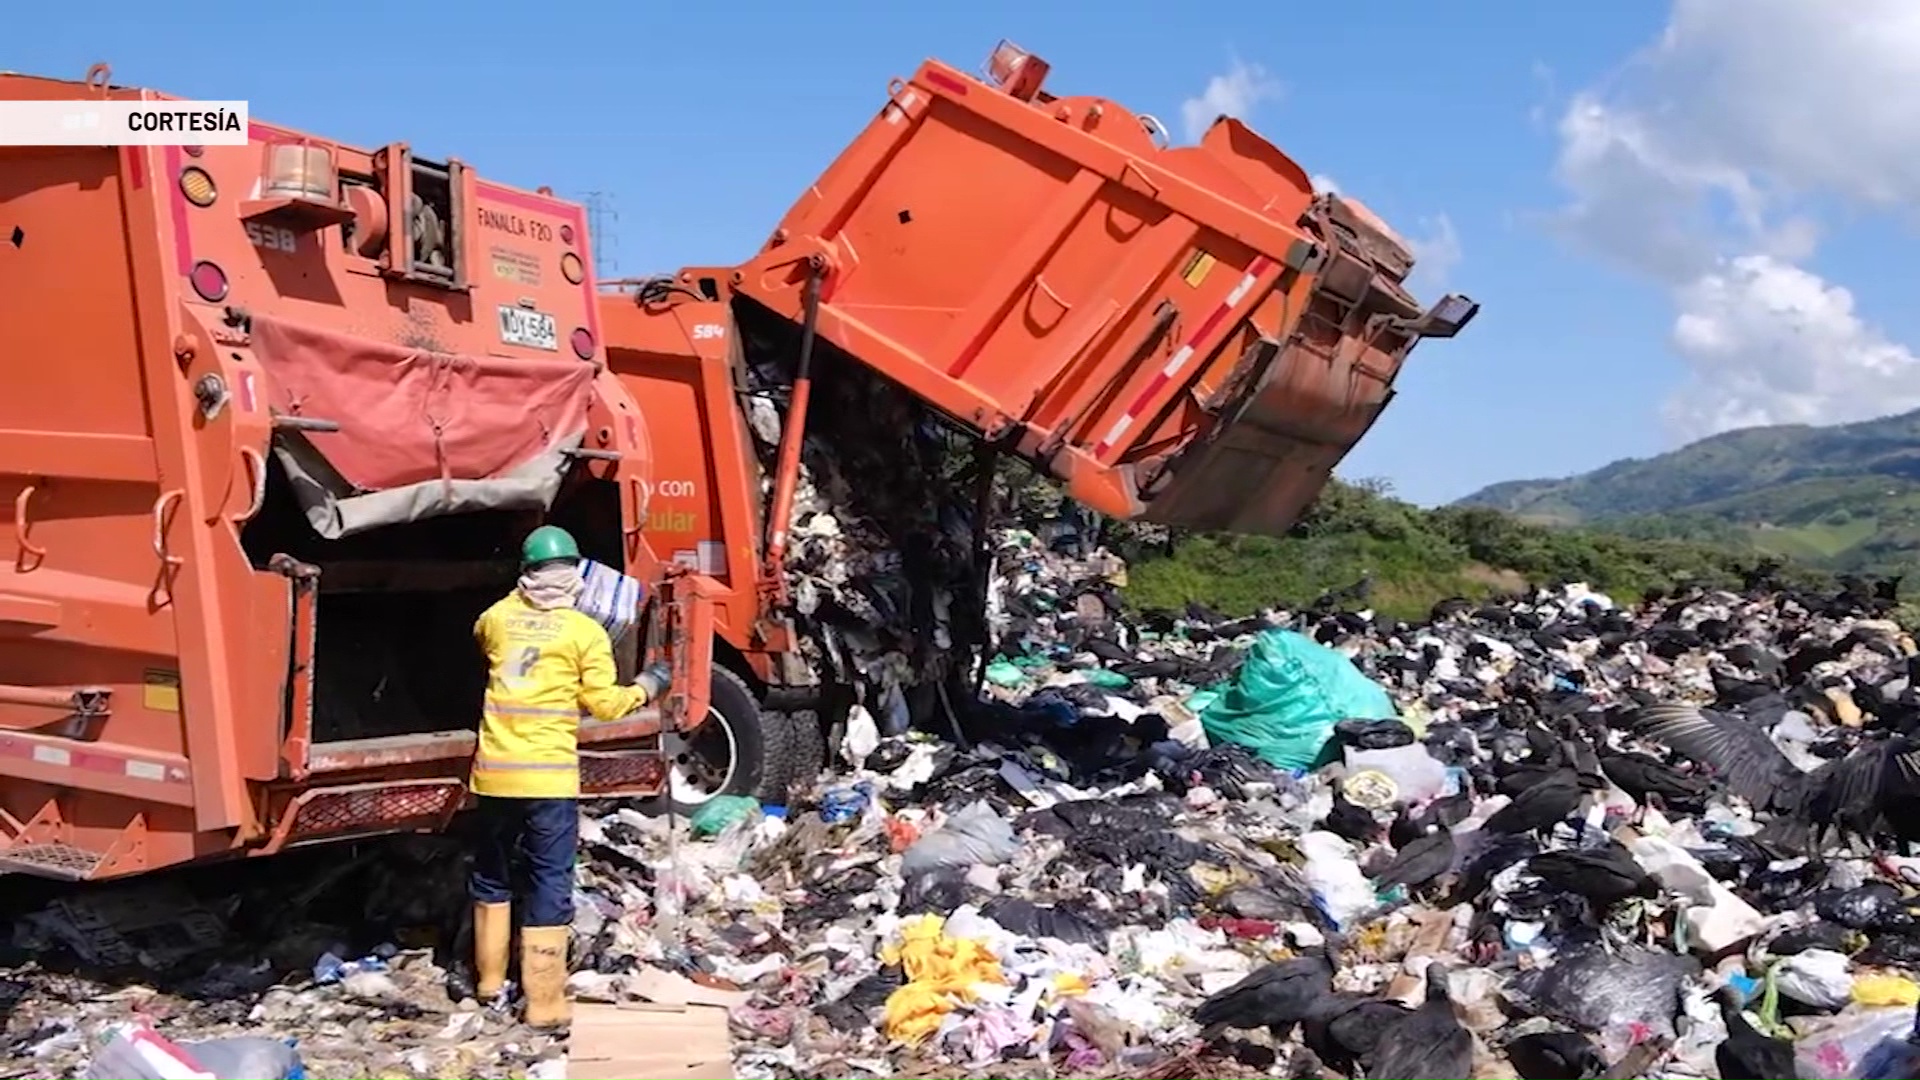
245, 222, 299, 253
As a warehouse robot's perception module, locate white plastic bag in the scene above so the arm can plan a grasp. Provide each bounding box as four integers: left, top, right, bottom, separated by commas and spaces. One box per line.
1777, 949, 1854, 1010
1794, 1006, 1920, 1079
900, 801, 1019, 877
1299, 830, 1375, 929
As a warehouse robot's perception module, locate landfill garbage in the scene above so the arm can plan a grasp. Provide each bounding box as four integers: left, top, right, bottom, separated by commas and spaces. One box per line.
13, 544, 1920, 1079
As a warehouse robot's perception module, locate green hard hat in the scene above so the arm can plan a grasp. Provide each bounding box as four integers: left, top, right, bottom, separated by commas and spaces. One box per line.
521, 525, 581, 568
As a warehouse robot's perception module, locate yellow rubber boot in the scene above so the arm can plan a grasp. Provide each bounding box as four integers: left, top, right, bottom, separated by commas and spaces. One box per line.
472, 902, 512, 1001
520, 925, 572, 1028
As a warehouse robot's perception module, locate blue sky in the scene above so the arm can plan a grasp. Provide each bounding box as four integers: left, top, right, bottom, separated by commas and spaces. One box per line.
15, 1, 1919, 506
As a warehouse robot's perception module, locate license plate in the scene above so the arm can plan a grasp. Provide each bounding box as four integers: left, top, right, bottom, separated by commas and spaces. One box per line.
497, 305, 558, 351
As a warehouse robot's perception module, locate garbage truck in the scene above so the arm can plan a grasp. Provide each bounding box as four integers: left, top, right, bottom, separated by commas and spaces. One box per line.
0, 45, 1476, 881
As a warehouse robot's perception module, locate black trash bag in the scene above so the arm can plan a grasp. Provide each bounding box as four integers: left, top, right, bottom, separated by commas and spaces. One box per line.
1186, 744, 1278, 800
866, 738, 915, 775
899, 867, 974, 917
1215, 885, 1311, 923
980, 897, 1106, 947
1687, 839, 1772, 886
1335, 718, 1416, 750
1856, 932, 1920, 967
1767, 922, 1858, 956
1504, 938, 1699, 1042
1743, 858, 1828, 911
1815, 883, 1917, 931
820, 966, 906, 1032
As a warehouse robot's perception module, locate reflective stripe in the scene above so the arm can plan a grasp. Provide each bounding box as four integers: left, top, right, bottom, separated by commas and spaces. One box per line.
483, 699, 586, 719
473, 757, 577, 771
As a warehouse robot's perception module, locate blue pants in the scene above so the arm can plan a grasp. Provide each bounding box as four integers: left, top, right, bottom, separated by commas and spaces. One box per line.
468, 796, 578, 928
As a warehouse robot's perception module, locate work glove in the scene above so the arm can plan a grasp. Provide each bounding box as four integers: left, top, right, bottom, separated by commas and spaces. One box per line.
634, 661, 673, 704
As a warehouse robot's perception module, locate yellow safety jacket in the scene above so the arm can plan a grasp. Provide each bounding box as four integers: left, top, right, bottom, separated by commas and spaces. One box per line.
470, 591, 648, 799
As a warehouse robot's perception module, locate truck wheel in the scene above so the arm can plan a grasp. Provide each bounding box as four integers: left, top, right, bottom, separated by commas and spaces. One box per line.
775, 711, 826, 799
658, 667, 793, 815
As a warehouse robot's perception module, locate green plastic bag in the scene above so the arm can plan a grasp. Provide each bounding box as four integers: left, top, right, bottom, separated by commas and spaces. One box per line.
984, 659, 1028, 688
1183, 688, 1222, 716
688, 794, 760, 837
1085, 669, 1132, 690
1201, 629, 1397, 771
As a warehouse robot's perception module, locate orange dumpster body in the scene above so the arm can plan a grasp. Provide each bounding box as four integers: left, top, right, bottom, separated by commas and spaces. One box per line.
0, 47, 1470, 881
609, 48, 1472, 632
0, 70, 713, 881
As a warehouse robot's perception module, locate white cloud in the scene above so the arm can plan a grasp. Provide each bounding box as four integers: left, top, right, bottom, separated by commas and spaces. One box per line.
1553, 0, 1920, 439
1180, 61, 1282, 143
1310, 173, 1341, 196
1406, 214, 1463, 295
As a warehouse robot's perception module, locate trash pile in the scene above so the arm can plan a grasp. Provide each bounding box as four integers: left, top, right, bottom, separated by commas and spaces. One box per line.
15, 552, 1920, 1078
738, 322, 987, 731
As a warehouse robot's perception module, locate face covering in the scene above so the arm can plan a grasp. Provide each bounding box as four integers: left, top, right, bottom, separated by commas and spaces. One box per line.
517, 562, 583, 611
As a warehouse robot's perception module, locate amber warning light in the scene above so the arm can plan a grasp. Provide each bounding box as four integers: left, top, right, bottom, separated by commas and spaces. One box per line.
0, 99, 249, 146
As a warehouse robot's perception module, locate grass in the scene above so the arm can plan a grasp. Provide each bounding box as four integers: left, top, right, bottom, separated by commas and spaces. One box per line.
1112, 479, 1787, 623
1750, 518, 1879, 561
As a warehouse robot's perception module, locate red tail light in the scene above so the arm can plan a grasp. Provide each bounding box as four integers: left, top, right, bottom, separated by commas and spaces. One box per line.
189, 260, 229, 302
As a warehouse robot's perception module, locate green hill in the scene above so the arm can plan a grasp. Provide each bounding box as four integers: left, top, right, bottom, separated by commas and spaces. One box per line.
1455, 409, 1920, 575
1115, 478, 1816, 623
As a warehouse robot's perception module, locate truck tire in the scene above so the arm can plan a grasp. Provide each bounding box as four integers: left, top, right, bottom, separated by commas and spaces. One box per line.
657, 667, 793, 816
774, 710, 826, 799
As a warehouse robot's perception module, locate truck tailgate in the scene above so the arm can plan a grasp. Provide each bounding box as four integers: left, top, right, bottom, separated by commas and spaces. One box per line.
730, 52, 1464, 536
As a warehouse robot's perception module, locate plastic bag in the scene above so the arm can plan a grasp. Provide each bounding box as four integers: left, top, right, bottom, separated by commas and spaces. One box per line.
688, 794, 760, 837
1200, 630, 1397, 771
984, 660, 1027, 689
980, 896, 1104, 947
1777, 949, 1854, 1010
1794, 1006, 1920, 1079
84, 1024, 304, 1080
574, 559, 644, 645
901, 801, 1020, 877
1335, 718, 1416, 750
179, 1040, 305, 1080
1343, 744, 1448, 806
1503, 940, 1699, 1043
1818, 884, 1916, 931
1298, 830, 1375, 929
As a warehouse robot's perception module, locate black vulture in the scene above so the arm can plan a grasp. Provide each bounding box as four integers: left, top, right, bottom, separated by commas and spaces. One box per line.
1632, 703, 1805, 812
1193, 951, 1334, 1042
1301, 993, 1412, 1075
1528, 844, 1658, 908
1505, 1030, 1606, 1079
1366, 964, 1473, 1080
1600, 751, 1712, 812
1373, 826, 1456, 893
1324, 788, 1383, 845
1485, 769, 1597, 836
1798, 734, 1920, 849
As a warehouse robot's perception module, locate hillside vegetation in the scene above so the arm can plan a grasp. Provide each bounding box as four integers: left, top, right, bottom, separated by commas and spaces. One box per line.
1456, 409, 1920, 576
1116, 478, 1808, 622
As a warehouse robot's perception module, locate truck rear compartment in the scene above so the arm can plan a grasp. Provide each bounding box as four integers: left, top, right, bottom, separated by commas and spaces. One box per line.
239, 458, 626, 746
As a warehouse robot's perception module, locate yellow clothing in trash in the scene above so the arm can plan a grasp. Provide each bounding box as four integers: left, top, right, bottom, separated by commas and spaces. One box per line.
469, 592, 647, 799
882, 915, 1006, 1045
1854, 973, 1920, 1007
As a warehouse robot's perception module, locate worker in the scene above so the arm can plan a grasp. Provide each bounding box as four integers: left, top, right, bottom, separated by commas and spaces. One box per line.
468, 524, 671, 1028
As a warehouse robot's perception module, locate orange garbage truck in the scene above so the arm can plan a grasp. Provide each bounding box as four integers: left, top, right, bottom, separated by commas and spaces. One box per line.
0, 45, 1476, 881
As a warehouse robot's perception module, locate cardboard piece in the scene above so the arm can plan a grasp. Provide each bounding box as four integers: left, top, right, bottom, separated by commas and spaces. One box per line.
567, 968, 748, 1080
568, 1002, 735, 1080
